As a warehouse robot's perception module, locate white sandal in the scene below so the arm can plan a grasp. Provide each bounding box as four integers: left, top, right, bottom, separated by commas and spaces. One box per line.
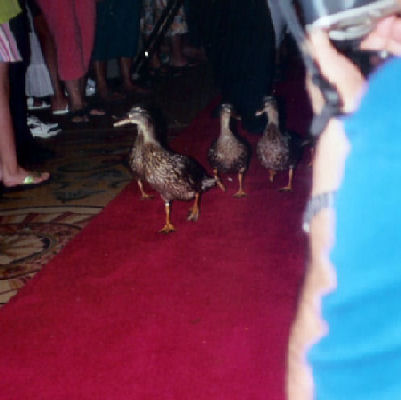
52, 104, 70, 115
27, 97, 51, 110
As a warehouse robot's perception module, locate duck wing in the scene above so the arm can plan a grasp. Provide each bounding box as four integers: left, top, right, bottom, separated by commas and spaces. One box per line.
144, 146, 214, 201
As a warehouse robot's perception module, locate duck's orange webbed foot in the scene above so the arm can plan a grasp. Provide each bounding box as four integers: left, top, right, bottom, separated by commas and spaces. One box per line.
141, 193, 154, 200
160, 201, 175, 233
216, 179, 226, 192
233, 189, 247, 198
187, 208, 199, 222
268, 169, 276, 183
138, 180, 153, 200
279, 168, 294, 192
159, 223, 176, 234
213, 169, 226, 192
233, 172, 246, 198
187, 193, 200, 222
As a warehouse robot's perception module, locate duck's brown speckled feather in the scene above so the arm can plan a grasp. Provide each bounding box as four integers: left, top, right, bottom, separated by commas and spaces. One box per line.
256, 123, 290, 171
208, 132, 249, 174
142, 143, 215, 201
129, 133, 146, 181
126, 107, 215, 205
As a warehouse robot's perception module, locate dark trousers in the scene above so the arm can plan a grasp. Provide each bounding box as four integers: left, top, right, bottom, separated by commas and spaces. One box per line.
183, 0, 206, 48
202, 0, 276, 132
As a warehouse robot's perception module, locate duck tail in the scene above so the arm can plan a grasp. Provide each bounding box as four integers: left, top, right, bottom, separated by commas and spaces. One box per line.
201, 176, 217, 191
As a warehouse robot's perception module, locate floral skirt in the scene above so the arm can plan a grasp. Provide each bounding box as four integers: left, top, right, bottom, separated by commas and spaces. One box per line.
0, 22, 21, 63
141, 0, 188, 36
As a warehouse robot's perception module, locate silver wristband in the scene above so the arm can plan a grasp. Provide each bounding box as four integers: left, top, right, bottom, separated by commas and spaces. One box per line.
303, 191, 336, 233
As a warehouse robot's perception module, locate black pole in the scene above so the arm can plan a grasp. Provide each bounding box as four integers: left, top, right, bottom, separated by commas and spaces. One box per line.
132, 0, 185, 77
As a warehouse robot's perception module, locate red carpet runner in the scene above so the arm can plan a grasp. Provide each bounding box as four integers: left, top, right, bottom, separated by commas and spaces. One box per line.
0, 83, 311, 399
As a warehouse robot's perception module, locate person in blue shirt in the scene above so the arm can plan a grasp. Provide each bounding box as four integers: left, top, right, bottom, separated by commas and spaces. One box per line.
287, 10, 401, 400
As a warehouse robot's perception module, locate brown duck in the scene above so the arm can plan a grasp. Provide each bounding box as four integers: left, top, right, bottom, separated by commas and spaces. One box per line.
114, 107, 216, 233
207, 104, 250, 198
256, 96, 303, 191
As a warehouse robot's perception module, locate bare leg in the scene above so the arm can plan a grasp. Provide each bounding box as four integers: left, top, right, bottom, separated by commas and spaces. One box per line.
93, 60, 124, 101
170, 34, 188, 67
64, 78, 88, 122
93, 60, 109, 100
120, 57, 150, 95
151, 52, 161, 69
0, 63, 49, 187
182, 45, 206, 62
120, 57, 134, 90
64, 77, 105, 122
33, 14, 68, 113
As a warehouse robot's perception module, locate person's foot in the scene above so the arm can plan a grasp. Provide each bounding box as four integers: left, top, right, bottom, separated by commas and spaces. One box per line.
97, 87, 125, 103
85, 104, 107, 116
27, 97, 51, 110
182, 46, 207, 63
169, 57, 190, 68
70, 108, 90, 123
1, 168, 50, 188
51, 96, 69, 115
69, 104, 106, 123
123, 81, 152, 96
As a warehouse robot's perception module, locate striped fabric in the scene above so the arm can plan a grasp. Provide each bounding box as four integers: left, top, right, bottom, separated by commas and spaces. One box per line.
0, 0, 21, 25
0, 22, 21, 62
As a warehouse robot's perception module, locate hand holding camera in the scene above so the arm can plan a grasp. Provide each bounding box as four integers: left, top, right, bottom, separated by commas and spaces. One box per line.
360, 15, 401, 54
304, 0, 401, 114
307, 30, 366, 114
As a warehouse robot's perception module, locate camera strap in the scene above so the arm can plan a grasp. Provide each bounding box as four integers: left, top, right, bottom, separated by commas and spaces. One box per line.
276, 0, 343, 137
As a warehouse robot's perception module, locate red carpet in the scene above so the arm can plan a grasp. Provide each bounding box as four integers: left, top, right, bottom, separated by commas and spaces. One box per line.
0, 79, 311, 399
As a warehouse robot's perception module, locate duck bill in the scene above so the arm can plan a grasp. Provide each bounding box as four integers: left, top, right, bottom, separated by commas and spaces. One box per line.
113, 118, 132, 127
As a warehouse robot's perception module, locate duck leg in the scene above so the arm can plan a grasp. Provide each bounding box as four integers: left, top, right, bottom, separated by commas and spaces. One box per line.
308, 146, 315, 167
138, 179, 153, 199
160, 201, 175, 233
187, 193, 200, 222
213, 168, 226, 192
269, 169, 276, 183
233, 171, 247, 198
279, 167, 294, 192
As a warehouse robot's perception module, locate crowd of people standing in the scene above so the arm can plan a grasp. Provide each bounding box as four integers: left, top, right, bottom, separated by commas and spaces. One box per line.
0, 0, 284, 191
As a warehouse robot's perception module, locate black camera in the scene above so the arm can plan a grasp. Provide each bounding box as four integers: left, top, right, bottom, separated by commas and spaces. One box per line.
299, 0, 401, 41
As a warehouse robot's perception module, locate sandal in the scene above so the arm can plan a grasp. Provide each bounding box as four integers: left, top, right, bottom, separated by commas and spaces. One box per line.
2, 171, 50, 192
148, 65, 169, 78
123, 82, 152, 96
97, 91, 125, 103
69, 108, 90, 124
68, 104, 107, 124
86, 105, 107, 117
52, 104, 70, 115
27, 97, 51, 110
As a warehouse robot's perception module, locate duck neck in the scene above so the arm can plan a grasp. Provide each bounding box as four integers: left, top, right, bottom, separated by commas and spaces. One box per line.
220, 112, 232, 137
137, 121, 157, 144
267, 109, 279, 127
